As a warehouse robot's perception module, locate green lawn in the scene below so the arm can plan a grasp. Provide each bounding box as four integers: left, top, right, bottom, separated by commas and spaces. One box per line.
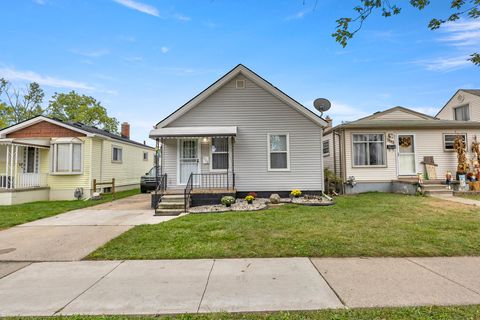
7, 305, 480, 320
88, 192, 480, 260
0, 189, 140, 230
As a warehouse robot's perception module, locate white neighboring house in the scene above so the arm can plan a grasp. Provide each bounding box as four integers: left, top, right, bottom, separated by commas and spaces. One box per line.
323, 89, 480, 194
150, 64, 327, 209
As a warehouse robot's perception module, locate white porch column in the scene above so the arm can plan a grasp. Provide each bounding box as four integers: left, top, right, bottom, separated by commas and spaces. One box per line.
13, 145, 18, 189
5, 145, 9, 189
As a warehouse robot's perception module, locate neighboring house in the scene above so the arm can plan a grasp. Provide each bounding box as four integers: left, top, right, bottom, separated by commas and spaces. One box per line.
150, 64, 327, 211
324, 95, 480, 194
0, 116, 154, 205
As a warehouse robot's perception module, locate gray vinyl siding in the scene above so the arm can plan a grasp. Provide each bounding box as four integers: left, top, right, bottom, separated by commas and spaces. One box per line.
163, 74, 324, 191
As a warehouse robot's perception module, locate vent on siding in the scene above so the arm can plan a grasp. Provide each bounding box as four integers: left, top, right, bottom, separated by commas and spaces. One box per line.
236, 79, 245, 89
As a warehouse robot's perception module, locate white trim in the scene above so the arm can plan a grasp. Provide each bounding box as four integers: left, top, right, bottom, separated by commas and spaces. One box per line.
267, 133, 290, 172
156, 65, 327, 128
396, 133, 417, 176
350, 132, 387, 168
0, 116, 93, 138
50, 141, 84, 175
209, 137, 231, 172
443, 133, 467, 152
176, 138, 201, 186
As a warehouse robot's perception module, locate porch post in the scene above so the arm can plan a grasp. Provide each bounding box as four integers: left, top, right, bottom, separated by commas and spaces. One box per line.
5, 145, 9, 189
155, 138, 160, 191
226, 136, 230, 189
231, 136, 235, 189
13, 145, 18, 189
9, 144, 14, 189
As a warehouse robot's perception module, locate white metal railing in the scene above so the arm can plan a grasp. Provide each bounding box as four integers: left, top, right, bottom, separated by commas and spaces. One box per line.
0, 172, 48, 189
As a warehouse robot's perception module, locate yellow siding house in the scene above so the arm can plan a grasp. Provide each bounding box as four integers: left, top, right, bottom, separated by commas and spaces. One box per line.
0, 116, 154, 205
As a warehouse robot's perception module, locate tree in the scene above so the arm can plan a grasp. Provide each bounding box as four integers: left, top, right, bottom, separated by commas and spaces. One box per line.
333, 0, 480, 65
47, 91, 119, 133
0, 78, 45, 127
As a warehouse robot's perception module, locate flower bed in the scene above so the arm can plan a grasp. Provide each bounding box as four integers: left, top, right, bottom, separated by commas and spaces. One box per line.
189, 198, 268, 214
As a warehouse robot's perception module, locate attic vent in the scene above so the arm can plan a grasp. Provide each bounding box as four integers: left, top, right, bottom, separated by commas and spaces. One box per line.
236, 79, 245, 89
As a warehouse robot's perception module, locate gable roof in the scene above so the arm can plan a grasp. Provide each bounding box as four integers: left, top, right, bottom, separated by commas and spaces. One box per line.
435, 89, 480, 117
357, 106, 437, 122
155, 64, 327, 128
0, 116, 153, 149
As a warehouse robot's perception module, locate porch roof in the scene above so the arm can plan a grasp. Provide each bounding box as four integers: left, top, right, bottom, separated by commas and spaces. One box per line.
149, 126, 237, 139
0, 138, 50, 149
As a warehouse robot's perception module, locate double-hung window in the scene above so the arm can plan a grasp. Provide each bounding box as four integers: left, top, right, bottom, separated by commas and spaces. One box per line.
211, 137, 229, 170
352, 133, 385, 166
268, 134, 289, 170
51, 142, 82, 174
112, 146, 123, 163
454, 105, 470, 121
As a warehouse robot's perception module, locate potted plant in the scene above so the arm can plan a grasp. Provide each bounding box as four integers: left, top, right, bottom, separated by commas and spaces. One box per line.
245, 195, 255, 204
247, 192, 257, 199
291, 189, 302, 198
221, 196, 235, 207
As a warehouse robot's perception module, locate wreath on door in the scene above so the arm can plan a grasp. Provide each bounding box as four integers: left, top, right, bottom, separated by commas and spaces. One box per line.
399, 136, 412, 148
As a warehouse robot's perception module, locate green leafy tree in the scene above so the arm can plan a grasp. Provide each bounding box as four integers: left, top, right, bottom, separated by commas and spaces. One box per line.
0, 78, 45, 128
333, 0, 480, 65
47, 91, 119, 133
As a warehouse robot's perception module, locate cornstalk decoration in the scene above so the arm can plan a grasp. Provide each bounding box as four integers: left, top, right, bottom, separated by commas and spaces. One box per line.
454, 135, 468, 174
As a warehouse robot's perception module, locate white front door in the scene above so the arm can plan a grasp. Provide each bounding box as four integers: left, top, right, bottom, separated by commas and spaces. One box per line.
179, 139, 199, 184
398, 134, 416, 176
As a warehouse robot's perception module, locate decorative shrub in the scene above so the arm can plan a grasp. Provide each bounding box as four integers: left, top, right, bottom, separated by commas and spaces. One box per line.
245, 195, 255, 203
221, 196, 235, 207
247, 192, 257, 199
291, 189, 302, 197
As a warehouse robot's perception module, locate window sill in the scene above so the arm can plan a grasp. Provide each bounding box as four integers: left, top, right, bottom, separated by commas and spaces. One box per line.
323, 153, 330, 157
352, 165, 387, 168
50, 172, 83, 176
268, 169, 291, 172
112, 161, 123, 164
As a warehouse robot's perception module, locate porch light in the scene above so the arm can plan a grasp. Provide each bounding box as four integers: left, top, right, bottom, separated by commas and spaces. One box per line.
202, 137, 210, 144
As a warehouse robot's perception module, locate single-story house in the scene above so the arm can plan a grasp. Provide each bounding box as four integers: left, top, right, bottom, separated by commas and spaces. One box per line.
0, 116, 154, 205
150, 64, 327, 212
323, 89, 480, 194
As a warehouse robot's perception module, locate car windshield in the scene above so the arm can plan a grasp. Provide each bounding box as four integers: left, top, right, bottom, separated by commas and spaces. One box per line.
146, 167, 157, 176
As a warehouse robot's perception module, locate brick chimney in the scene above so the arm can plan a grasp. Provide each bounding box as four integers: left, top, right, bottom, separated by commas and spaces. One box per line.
121, 122, 130, 139
325, 116, 333, 129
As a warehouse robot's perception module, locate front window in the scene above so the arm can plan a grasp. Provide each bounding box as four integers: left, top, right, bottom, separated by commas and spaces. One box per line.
51, 143, 82, 174
211, 137, 229, 170
112, 146, 123, 163
268, 134, 289, 170
352, 134, 385, 166
444, 134, 466, 151
454, 105, 470, 121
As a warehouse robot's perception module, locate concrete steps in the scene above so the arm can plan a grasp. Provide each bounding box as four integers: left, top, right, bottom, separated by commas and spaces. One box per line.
421, 184, 454, 196
155, 194, 186, 216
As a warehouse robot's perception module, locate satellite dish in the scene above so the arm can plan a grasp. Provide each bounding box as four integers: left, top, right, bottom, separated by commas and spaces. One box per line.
313, 98, 331, 115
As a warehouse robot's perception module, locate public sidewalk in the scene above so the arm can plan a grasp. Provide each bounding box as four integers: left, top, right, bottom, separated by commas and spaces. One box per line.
0, 257, 479, 316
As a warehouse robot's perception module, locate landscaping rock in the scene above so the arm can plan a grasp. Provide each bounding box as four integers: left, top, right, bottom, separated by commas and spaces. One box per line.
189, 199, 268, 214
269, 194, 281, 204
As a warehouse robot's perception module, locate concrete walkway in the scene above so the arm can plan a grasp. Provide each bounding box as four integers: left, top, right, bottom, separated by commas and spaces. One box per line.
431, 194, 480, 206
0, 194, 182, 261
0, 257, 479, 316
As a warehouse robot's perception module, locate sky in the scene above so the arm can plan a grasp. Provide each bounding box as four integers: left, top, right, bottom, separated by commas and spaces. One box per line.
1, 0, 479, 144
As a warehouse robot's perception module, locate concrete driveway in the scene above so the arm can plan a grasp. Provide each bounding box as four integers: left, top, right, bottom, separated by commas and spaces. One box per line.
0, 194, 181, 261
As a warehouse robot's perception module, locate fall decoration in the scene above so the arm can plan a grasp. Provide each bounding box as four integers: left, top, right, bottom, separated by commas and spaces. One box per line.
454, 135, 468, 174
399, 136, 412, 148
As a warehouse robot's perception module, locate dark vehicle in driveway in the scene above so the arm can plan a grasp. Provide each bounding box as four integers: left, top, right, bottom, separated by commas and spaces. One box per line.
140, 166, 160, 193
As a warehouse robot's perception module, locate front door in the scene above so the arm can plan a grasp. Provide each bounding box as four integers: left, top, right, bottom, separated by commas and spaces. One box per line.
398, 134, 416, 176
179, 139, 199, 184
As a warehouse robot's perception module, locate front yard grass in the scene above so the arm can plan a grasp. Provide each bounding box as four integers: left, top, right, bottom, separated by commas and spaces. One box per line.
0, 189, 139, 230
7, 305, 480, 319
88, 192, 480, 259
456, 192, 480, 201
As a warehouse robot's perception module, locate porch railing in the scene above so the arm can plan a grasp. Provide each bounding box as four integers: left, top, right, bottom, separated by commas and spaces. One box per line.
0, 173, 48, 189
184, 172, 235, 212
153, 174, 168, 212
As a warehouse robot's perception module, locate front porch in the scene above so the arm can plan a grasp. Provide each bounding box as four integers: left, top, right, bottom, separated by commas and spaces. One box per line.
149, 126, 238, 215
0, 141, 49, 191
